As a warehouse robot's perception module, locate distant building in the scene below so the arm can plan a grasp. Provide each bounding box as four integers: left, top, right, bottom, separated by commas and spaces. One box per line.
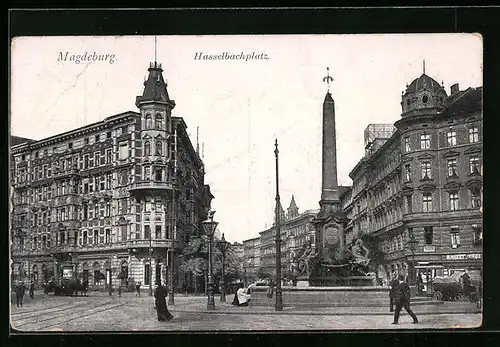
244, 192, 350, 280
242, 236, 260, 283
10, 61, 214, 291
342, 71, 483, 285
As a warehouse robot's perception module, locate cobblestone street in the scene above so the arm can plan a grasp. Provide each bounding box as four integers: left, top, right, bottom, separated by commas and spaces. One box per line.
10, 291, 482, 332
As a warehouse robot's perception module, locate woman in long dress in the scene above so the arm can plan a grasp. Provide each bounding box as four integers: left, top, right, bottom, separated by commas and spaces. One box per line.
154, 282, 174, 322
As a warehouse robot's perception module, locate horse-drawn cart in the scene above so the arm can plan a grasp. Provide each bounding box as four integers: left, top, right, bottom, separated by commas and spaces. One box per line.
43, 278, 87, 296
432, 271, 478, 302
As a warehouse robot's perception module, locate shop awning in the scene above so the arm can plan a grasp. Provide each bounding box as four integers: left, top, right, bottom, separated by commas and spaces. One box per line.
414, 265, 445, 269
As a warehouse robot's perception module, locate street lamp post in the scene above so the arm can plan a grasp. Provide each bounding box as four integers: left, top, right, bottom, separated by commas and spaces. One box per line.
202, 210, 218, 310
274, 139, 283, 312
407, 234, 418, 287
149, 225, 153, 297
168, 187, 176, 305
217, 233, 230, 302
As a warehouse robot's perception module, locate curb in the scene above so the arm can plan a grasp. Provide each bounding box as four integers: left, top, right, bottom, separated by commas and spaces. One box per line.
167, 308, 482, 316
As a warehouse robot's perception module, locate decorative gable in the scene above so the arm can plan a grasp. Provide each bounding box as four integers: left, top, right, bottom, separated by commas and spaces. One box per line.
464, 147, 481, 155
443, 150, 460, 158
465, 179, 482, 190
418, 183, 436, 192
417, 153, 435, 160
444, 181, 461, 191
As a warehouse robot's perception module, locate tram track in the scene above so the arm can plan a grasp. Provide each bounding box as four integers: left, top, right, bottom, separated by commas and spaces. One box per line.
35, 302, 128, 331
13, 300, 112, 330
11, 302, 73, 317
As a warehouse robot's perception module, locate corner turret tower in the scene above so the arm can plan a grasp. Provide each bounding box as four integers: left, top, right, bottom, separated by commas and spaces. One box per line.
135, 61, 176, 181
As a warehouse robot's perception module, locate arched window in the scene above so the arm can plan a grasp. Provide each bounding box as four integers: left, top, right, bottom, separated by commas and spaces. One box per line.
144, 141, 151, 156
93, 262, 101, 285
145, 114, 152, 129
120, 261, 129, 285
41, 264, 48, 284
155, 113, 163, 130
155, 140, 162, 155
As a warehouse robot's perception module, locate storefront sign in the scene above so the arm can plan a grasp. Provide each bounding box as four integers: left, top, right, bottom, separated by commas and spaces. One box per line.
423, 245, 435, 252
445, 253, 481, 260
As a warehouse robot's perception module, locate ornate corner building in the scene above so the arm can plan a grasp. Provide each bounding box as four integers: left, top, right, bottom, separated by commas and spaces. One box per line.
10, 62, 214, 291
342, 71, 483, 284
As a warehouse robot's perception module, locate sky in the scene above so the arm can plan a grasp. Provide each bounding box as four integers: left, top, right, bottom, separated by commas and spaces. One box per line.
10, 34, 483, 243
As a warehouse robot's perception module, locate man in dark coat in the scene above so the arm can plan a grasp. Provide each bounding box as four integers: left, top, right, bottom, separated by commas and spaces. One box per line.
389, 273, 398, 312
461, 270, 472, 292
154, 282, 173, 322
83, 279, 89, 296
15, 282, 27, 307
232, 284, 240, 306
136, 282, 141, 297
29, 281, 35, 299
392, 275, 418, 325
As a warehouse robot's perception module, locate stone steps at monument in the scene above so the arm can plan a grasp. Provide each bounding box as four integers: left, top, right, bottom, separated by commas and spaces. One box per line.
249, 289, 440, 308
250, 300, 441, 307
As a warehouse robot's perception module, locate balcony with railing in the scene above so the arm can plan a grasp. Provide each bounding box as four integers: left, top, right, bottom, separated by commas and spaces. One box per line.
129, 180, 176, 193
52, 168, 80, 179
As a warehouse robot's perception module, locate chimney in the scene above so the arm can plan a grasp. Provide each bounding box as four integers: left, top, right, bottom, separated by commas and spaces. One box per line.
451, 83, 459, 95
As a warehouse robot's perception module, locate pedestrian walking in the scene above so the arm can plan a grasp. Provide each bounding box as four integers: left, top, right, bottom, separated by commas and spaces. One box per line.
15, 282, 27, 307
83, 279, 89, 296
29, 281, 35, 299
392, 274, 418, 325
389, 273, 398, 312
416, 273, 424, 296
136, 282, 141, 297
154, 282, 173, 322
118, 284, 122, 297
232, 284, 239, 306
267, 280, 274, 299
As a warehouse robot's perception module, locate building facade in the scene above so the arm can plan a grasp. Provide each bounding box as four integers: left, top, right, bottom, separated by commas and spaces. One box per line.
341, 72, 483, 286
10, 62, 213, 291
242, 236, 261, 284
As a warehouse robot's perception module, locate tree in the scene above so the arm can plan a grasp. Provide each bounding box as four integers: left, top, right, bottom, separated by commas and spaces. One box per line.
257, 267, 274, 280
178, 236, 208, 294
179, 234, 246, 293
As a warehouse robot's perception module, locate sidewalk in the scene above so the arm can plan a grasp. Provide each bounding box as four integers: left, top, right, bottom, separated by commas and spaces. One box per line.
162, 296, 482, 316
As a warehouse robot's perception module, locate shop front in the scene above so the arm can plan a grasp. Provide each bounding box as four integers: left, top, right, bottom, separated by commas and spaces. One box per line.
413, 252, 482, 296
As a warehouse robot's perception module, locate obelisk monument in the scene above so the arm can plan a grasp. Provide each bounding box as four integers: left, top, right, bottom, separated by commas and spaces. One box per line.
312, 68, 348, 275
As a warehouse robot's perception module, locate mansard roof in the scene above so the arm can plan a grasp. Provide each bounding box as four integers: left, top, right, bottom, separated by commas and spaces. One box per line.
135, 62, 175, 107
